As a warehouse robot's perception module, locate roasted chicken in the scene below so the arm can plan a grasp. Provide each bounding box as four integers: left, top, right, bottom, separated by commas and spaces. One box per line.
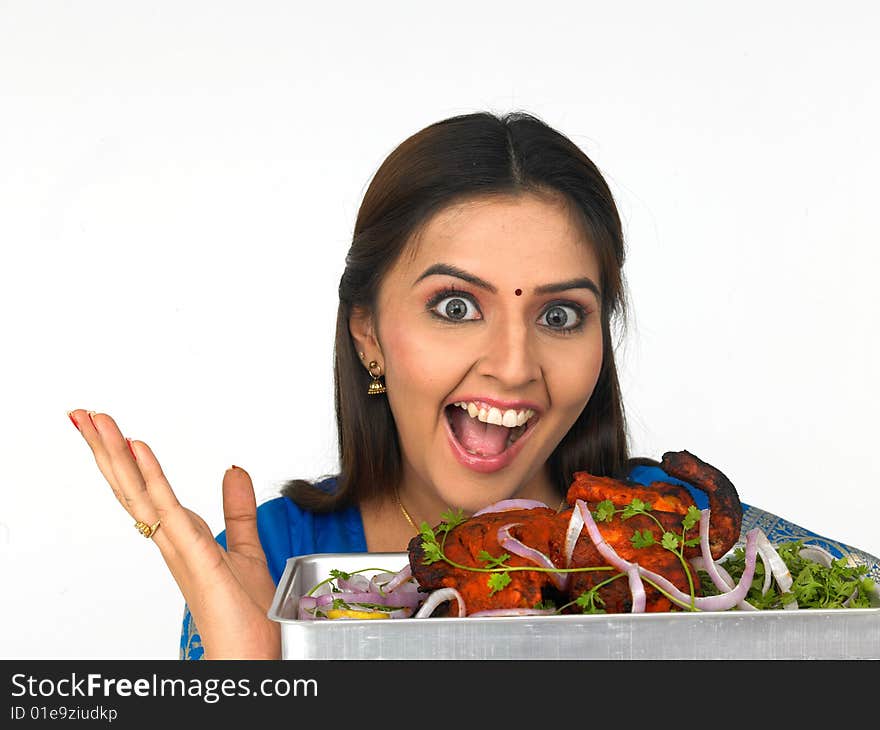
408, 450, 743, 615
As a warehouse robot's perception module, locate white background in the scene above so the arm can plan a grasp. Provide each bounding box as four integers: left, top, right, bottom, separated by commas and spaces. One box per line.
1, 1, 878, 659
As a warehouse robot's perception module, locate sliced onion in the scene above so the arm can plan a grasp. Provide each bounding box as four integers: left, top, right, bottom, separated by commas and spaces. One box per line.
573, 500, 646, 613
648, 528, 760, 611
695, 507, 758, 611
711, 560, 737, 590
755, 545, 774, 595
380, 564, 414, 593
627, 565, 646, 613
468, 608, 557, 617
322, 590, 423, 609
575, 500, 637, 574
754, 529, 798, 609
297, 596, 322, 620
798, 545, 834, 568
497, 523, 567, 591
298, 565, 425, 619
473, 499, 550, 516
562, 505, 585, 568
368, 571, 399, 590
414, 587, 467, 617
576, 499, 760, 612
336, 574, 373, 592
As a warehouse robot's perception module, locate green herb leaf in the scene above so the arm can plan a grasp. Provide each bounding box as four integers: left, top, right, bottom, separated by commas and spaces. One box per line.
631, 529, 655, 549
700, 539, 875, 609
621, 498, 651, 520
437, 508, 466, 533
478, 550, 511, 569
420, 540, 443, 565
682, 505, 701, 532
594, 500, 616, 523
487, 571, 511, 596
575, 588, 606, 614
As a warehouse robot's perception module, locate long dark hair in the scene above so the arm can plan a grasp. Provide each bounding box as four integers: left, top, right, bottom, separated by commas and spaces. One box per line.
282, 110, 629, 511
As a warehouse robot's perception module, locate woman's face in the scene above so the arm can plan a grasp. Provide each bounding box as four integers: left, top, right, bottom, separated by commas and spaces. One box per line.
362, 192, 605, 515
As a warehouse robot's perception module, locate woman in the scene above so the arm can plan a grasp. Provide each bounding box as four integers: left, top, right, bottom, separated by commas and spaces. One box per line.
68, 111, 879, 660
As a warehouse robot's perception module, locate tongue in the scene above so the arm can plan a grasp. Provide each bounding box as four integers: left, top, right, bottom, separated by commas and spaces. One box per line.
449, 407, 510, 456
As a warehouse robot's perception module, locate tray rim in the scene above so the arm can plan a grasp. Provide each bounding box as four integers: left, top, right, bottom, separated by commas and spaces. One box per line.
268, 550, 880, 625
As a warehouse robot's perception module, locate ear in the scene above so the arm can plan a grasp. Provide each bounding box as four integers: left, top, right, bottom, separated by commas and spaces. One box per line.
348, 305, 383, 364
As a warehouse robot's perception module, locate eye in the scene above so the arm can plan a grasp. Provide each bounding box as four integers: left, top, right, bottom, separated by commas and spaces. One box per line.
539, 303, 584, 332
431, 293, 481, 321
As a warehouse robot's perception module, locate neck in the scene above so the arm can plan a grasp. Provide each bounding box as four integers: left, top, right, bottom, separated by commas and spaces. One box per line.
394, 464, 565, 532
394, 487, 421, 532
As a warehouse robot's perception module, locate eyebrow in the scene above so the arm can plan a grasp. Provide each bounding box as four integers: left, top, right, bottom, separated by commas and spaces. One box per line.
414, 263, 601, 300
534, 277, 602, 300
414, 263, 497, 293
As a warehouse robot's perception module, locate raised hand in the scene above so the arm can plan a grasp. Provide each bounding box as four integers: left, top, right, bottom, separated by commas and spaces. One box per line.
68, 409, 281, 659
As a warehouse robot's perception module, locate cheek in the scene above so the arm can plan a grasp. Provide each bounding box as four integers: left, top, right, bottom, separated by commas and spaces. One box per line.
547, 336, 604, 413
380, 324, 466, 411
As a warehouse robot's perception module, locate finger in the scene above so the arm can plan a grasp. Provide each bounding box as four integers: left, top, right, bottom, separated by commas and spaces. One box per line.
69, 408, 129, 511
222, 466, 267, 562
130, 438, 223, 569
89, 412, 161, 531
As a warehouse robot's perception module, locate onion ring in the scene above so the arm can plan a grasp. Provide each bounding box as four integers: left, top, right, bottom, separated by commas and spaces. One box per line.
473, 499, 550, 516
754, 529, 798, 609
694, 507, 758, 611
562, 505, 585, 569
414, 587, 467, 618
497, 523, 567, 591
573, 500, 646, 613
576, 499, 760, 612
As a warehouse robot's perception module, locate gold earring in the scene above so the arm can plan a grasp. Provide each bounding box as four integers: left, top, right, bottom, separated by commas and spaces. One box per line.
367, 360, 387, 395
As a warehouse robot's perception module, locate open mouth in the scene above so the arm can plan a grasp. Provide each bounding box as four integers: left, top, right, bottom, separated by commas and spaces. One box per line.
444, 401, 536, 457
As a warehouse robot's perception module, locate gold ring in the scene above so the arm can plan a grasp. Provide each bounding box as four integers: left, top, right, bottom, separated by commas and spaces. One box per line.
134, 519, 161, 539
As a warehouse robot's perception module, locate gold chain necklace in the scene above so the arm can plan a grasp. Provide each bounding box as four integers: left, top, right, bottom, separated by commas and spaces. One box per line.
395, 488, 419, 532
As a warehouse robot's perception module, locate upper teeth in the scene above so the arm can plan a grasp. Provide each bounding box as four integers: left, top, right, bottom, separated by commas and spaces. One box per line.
453, 401, 535, 428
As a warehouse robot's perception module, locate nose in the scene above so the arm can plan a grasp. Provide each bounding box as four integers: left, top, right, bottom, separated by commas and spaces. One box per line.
473, 313, 542, 389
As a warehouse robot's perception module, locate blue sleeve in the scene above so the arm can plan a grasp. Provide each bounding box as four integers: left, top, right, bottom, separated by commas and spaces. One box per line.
179, 486, 366, 660
626, 464, 715, 510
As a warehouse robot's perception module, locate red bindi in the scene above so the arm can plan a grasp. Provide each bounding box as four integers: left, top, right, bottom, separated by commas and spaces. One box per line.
514, 288, 522, 296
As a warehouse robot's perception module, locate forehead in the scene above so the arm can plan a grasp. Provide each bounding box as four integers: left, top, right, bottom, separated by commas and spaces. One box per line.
392, 192, 600, 286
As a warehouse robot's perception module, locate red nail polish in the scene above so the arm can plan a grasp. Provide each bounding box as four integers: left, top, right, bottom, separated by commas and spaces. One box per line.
126, 438, 137, 461
68, 412, 80, 431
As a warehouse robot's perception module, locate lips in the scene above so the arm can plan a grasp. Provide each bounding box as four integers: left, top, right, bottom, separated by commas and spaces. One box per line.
443, 402, 540, 474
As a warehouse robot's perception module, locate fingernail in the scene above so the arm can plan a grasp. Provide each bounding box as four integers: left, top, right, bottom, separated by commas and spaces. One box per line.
87, 411, 97, 428
67, 411, 80, 431
126, 438, 137, 461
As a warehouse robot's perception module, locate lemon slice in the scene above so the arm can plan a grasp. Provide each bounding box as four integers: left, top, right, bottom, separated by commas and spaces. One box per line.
325, 608, 390, 620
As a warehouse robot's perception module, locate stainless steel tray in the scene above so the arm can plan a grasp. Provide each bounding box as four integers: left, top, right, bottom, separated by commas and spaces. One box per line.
268, 552, 880, 660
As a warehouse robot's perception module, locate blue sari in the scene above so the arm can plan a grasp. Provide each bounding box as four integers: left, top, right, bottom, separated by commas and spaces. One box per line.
180, 469, 880, 659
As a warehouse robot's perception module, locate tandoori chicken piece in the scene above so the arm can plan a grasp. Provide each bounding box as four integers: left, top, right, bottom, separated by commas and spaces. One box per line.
408, 450, 743, 615
410, 506, 569, 615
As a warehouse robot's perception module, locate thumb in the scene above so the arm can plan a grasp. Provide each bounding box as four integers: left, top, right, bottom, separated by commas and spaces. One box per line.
222, 465, 265, 560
